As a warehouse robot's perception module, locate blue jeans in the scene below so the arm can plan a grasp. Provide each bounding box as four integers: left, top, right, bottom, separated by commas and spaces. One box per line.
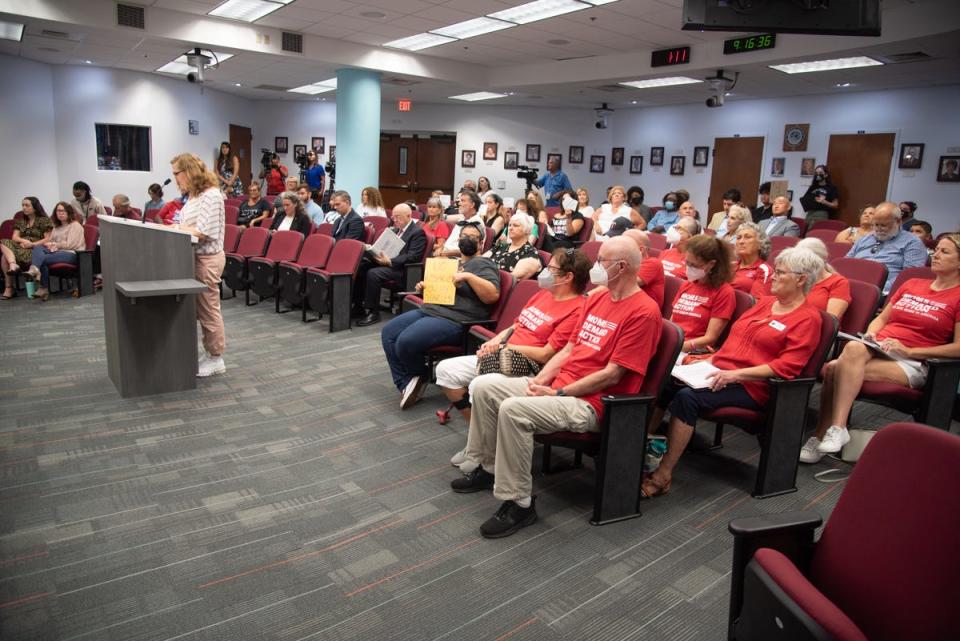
381, 309, 464, 391
31, 247, 77, 287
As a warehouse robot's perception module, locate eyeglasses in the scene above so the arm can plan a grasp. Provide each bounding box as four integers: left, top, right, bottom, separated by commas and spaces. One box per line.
773, 269, 804, 278
173, 169, 184, 176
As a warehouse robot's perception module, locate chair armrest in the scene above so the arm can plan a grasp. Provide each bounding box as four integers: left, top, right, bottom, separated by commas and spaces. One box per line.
466, 325, 497, 354
402, 262, 425, 292
729, 510, 823, 541
920, 358, 960, 428
401, 294, 424, 313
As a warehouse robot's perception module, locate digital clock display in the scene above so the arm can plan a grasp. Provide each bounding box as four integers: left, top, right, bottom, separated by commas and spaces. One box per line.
723, 33, 776, 55
651, 46, 691, 68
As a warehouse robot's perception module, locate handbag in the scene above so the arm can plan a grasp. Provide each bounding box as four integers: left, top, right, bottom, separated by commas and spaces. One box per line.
474, 346, 541, 377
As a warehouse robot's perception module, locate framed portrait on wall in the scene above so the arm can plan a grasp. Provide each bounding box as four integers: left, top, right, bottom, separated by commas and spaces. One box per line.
483, 142, 498, 161
569, 145, 584, 164
629, 155, 643, 175
462, 149, 476, 168
311, 137, 325, 155
329, 145, 336, 161
547, 153, 562, 169
589, 155, 605, 173
693, 146, 709, 166
504, 151, 519, 169
937, 156, 960, 182
670, 156, 685, 176
898, 143, 924, 169
526, 144, 541, 162
275, 137, 288, 154
650, 147, 664, 166
800, 157, 816, 177
293, 144, 307, 159
611, 147, 624, 166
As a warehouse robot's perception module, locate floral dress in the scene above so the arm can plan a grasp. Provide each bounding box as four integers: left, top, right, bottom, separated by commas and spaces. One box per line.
489, 242, 541, 273
2, 216, 53, 263
219, 158, 243, 197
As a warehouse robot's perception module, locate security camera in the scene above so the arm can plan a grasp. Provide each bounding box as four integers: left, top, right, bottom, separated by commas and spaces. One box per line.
704, 69, 738, 108
705, 93, 724, 108
187, 69, 203, 84
184, 47, 212, 84
595, 102, 614, 129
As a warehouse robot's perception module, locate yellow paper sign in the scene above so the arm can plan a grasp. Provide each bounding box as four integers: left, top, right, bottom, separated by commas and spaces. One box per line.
423, 257, 458, 305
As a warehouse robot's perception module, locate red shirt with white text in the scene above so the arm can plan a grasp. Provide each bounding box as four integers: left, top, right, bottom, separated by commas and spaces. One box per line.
670, 281, 736, 342
877, 279, 960, 348
508, 290, 584, 351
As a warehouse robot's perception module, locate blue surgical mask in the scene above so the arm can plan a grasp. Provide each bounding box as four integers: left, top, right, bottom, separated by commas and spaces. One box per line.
664, 201, 676, 211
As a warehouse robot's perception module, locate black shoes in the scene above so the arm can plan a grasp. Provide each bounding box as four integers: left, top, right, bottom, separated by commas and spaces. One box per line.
480, 498, 537, 538
356, 311, 381, 327
450, 466, 495, 493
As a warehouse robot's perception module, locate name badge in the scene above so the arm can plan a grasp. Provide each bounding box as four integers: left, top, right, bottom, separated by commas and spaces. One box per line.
769, 320, 786, 332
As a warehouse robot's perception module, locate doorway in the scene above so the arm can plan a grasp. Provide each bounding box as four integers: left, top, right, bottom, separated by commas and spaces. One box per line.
708, 137, 764, 217
826, 133, 895, 225
379, 133, 456, 206
229, 124, 253, 188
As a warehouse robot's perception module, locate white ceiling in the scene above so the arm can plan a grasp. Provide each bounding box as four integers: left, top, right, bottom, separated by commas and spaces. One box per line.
1, 0, 958, 108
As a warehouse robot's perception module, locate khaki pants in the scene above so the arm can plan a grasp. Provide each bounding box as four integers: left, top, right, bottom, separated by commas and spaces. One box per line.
195, 252, 226, 357
465, 374, 598, 501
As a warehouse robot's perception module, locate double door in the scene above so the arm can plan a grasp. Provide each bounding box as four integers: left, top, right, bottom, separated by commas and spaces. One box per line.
379, 133, 456, 206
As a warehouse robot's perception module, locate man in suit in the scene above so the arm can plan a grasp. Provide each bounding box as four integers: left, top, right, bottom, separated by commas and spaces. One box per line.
758, 196, 800, 237
355, 203, 427, 326
330, 190, 365, 241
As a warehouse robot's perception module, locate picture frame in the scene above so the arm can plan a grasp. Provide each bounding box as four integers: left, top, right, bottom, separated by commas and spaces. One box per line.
783, 123, 810, 152
293, 144, 307, 160
569, 145, 584, 164
311, 137, 325, 155
771, 157, 785, 177
462, 149, 476, 168
693, 146, 709, 167
898, 143, 924, 170
329, 145, 336, 162
526, 144, 541, 163
937, 155, 960, 182
188, 120, 199, 136
800, 157, 816, 177
504, 151, 519, 170
670, 155, 685, 176
650, 147, 664, 166
589, 155, 605, 173
547, 153, 562, 169
611, 147, 624, 166
275, 136, 288, 154
629, 155, 643, 175
483, 142, 498, 161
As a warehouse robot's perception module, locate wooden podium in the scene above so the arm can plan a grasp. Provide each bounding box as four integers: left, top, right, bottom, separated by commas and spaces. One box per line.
99, 217, 208, 397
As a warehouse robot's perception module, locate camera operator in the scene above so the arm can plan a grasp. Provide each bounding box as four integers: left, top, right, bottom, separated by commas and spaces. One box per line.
259, 152, 288, 196
533, 156, 572, 207
304, 149, 325, 204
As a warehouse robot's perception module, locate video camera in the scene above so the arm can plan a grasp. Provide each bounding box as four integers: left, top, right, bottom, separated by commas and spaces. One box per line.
260, 148, 274, 171
325, 159, 336, 181
517, 165, 538, 191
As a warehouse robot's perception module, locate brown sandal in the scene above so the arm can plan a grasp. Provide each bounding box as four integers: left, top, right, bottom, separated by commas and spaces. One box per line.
640, 476, 671, 499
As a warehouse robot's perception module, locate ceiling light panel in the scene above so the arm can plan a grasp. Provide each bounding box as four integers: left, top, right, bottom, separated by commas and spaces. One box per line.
619, 76, 702, 89
287, 77, 337, 94
489, 0, 590, 25
449, 92, 508, 102
209, 0, 293, 23
769, 56, 883, 74
0, 19, 25, 42
431, 17, 515, 39
384, 33, 456, 51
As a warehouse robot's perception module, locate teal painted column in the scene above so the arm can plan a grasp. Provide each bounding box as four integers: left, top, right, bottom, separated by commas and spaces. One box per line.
335, 69, 381, 204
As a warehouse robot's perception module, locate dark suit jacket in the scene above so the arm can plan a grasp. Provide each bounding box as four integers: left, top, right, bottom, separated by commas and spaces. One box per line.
333, 210, 364, 241
388, 222, 427, 270
269, 211, 311, 237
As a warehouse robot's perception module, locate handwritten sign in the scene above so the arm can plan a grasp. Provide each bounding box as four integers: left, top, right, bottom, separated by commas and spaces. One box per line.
422, 258, 458, 305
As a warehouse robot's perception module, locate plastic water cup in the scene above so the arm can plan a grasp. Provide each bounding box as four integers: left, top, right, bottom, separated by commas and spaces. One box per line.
25, 281, 35, 298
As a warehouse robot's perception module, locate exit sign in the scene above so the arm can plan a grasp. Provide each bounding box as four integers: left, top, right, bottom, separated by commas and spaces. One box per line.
397, 99, 412, 112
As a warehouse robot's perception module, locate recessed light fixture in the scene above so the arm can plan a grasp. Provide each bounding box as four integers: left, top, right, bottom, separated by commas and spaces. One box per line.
234, 82, 242, 86
835, 82, 853, 88
431, 17, 514, 39
489, 0, 589, 25
449, 91, 509, 102
85, 60, 93, 64
208, 0, 294, 23
0, 19, 24, 42
384, 32, 456, 51
769, 56, 882, 74
155, 51, 234, 75
631, 100, 638, 104
287, 77, 337, 94
619, 76, 702, 89
360, 11, 386, 18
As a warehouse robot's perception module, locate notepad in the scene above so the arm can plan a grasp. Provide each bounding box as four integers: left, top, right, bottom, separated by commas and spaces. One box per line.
671, 360, 721, 389
837, 331, 913, 364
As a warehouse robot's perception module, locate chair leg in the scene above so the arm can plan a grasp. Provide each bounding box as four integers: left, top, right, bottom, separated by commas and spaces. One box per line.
541, 444, 553, 473
328, 275, 352, 333
713, 423, 725, 448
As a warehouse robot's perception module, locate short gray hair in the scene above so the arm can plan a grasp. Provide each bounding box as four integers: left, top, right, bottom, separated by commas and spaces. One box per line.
796, 237, 835, 273
510, 212, 533, 234
331, 190, 351, 205
737, 222, 771, 259
775, 247, 824, 295
113, 193, 130, 207
678, 216, 700, 235
727, 204, 752, 223
280, 191, 305, 217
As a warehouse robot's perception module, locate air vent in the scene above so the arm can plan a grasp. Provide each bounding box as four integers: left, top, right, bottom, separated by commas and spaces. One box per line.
40, 29, 71, 39
117, 4, 145, 29
873, 51, 931, 64
383, 76, 421, 86
282, 32, 303, 53
254, 84, 292, 92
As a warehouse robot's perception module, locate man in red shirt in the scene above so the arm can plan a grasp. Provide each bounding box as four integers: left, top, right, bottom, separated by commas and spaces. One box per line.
623, 229, 665, 308
452, 236, 662, 538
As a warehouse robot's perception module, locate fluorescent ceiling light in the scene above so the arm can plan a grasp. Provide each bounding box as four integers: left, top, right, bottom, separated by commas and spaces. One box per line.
287, 78, 338, 94
619, 76, 702, 89
155, 51, 234, 75
209, 0, 293, 23
384, 32, 456, 51
489, 0, 589, 25
0, 19, 24, 41
581, 0, 620, 4
431, 17, 515, 39
449, 92, 508, 102
769, 56, 883, 74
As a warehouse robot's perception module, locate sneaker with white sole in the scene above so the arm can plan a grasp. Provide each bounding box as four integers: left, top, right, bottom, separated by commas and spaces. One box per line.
400, 376, 426, 410
799, 437, 824, 464
450, 447, 467, 467
817, 426, 850, 454
197, 356, 226, 377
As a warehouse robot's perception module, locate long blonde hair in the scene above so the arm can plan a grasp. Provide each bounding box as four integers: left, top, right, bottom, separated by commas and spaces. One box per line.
171, 153, 218, 197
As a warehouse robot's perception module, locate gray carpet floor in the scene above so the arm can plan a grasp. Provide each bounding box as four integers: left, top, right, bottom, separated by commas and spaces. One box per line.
1, 289, 952, 641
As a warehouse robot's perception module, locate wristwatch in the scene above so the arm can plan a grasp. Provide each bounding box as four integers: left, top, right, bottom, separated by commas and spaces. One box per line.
556, 388, 566, 396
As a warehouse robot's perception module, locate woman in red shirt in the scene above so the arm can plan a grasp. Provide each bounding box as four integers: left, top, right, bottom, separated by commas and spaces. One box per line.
423, 197, 451, 256
642, 246, 825, 498
796, 237, 851, 320
804, 234, 960, 463
658, 216, 699, 279
732, 222, 773, 293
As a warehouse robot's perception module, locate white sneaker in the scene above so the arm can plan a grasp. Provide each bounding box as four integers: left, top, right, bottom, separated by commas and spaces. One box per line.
450, 447, 467, 467
197, 356, 226, 377
400, 376, 426, 410
817, 426, 850, 454
799, 437, 824, 464
198, 351, 210, 364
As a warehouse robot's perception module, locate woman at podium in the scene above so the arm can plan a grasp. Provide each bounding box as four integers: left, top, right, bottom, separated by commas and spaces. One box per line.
171, 153, 227, 377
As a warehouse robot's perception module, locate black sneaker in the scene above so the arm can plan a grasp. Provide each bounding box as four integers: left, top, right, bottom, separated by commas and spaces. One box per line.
480, 498, 537, 539
450, 466, 494, 493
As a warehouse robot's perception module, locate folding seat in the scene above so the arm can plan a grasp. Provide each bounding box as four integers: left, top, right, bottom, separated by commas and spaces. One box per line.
805, 218, 847, 234
793, 217, 808, 237
221, 226, 269, 299
804, 228, 839, 244
303, 238, 365, 332
885, 265, 934, 299
48, 224, 98, 297
378, 229, 435, 313
832, 257, 888, 291
769, 235, 799, 255
125, 207, 142, 221
825, 241, 850, 262
533, 222, 547, 249
647, 232, 667, 251
579, 240, 602, 263
246, 230, 303, 305
726, 422, 960, 641
838, 279, 880, 335
224, 204, 239, 226
573, 218, 594, 246
276, 234, 334, 314
223, 224, 242, 253
661, 274, 684, 318
0, 219, 13, 239
316, 222, 333, 236
362, 223, 376, 244
85, 213, 99, 227
482, 226, 495, 253
363, 215, 389, 239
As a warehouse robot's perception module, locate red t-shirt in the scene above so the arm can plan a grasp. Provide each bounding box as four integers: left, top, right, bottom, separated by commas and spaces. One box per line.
659, 247, 687, 279
805, 272, 852, 311
877, 279, 960, 348
638, 257, 665, 309
265, 167, 288, 195
156, 199, 184, 225
711, 297, 822, 405
508, 290, 584, 350
733, 258, 772, 294
424, 220, 450, 242
553, 289, 662, 419
670, 281, 736, 342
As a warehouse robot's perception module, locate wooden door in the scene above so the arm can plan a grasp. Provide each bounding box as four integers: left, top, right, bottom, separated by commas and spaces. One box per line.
229, 124, 253, 188
826, 133, 895, 225
708, 137, 764, 216
379, 133, 456, 206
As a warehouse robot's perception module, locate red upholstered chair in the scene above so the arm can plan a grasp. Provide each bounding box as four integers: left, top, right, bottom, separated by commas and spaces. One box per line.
701, 311, 839, 497
579, 240, 602, 263
832, 257, 888, 291
647, 247, 661, 258
303, 238, 365, 332
362, 223, 376, 245
246, 230, 304, 306
805, 218, 848, 233
838, 279, 880, 336
573, 218, 594, 247
482, 226, 495, 254
85, 213, 99, 227
48, 224, 99, 297
825, 241, 850, 262
545, 205, 561, 217
661, 274, 684, 318
793, 217, 807, 238
537, 249, 551, 266
463, 278, 541, 346
378, 229, 436, 313
534, 319, 684, 525
103, 206, 112, 216
886, 266, 934, 300
533, 222, 547, 249
224, 204, 239, 226
363, 216, 389, 238
715, 290, 756, 347
804, 228, 839, 244
276, 234, 334, 314
125, 208, 142, 221
769, 236, 799, 254
316, 222, 333, 236
647, 232, 667, 251
726, 422, 960, 641
222, 226, 270, 299
223, 224, 242, 253
0, 219, 13, 240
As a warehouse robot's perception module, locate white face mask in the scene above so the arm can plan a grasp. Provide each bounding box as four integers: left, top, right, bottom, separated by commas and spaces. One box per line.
665, 227, 683, 245
562, 195, 578, 212
686, 265, 706, 282
589, 261, 609, 286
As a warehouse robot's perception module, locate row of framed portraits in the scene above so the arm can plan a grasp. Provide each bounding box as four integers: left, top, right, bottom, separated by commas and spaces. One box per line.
462, 144, 711, 175
274, 136, 334, 160
765, 146, 959, 182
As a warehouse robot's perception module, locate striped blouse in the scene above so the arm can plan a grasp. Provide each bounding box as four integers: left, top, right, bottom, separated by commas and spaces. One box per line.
179, 187, 225, 255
